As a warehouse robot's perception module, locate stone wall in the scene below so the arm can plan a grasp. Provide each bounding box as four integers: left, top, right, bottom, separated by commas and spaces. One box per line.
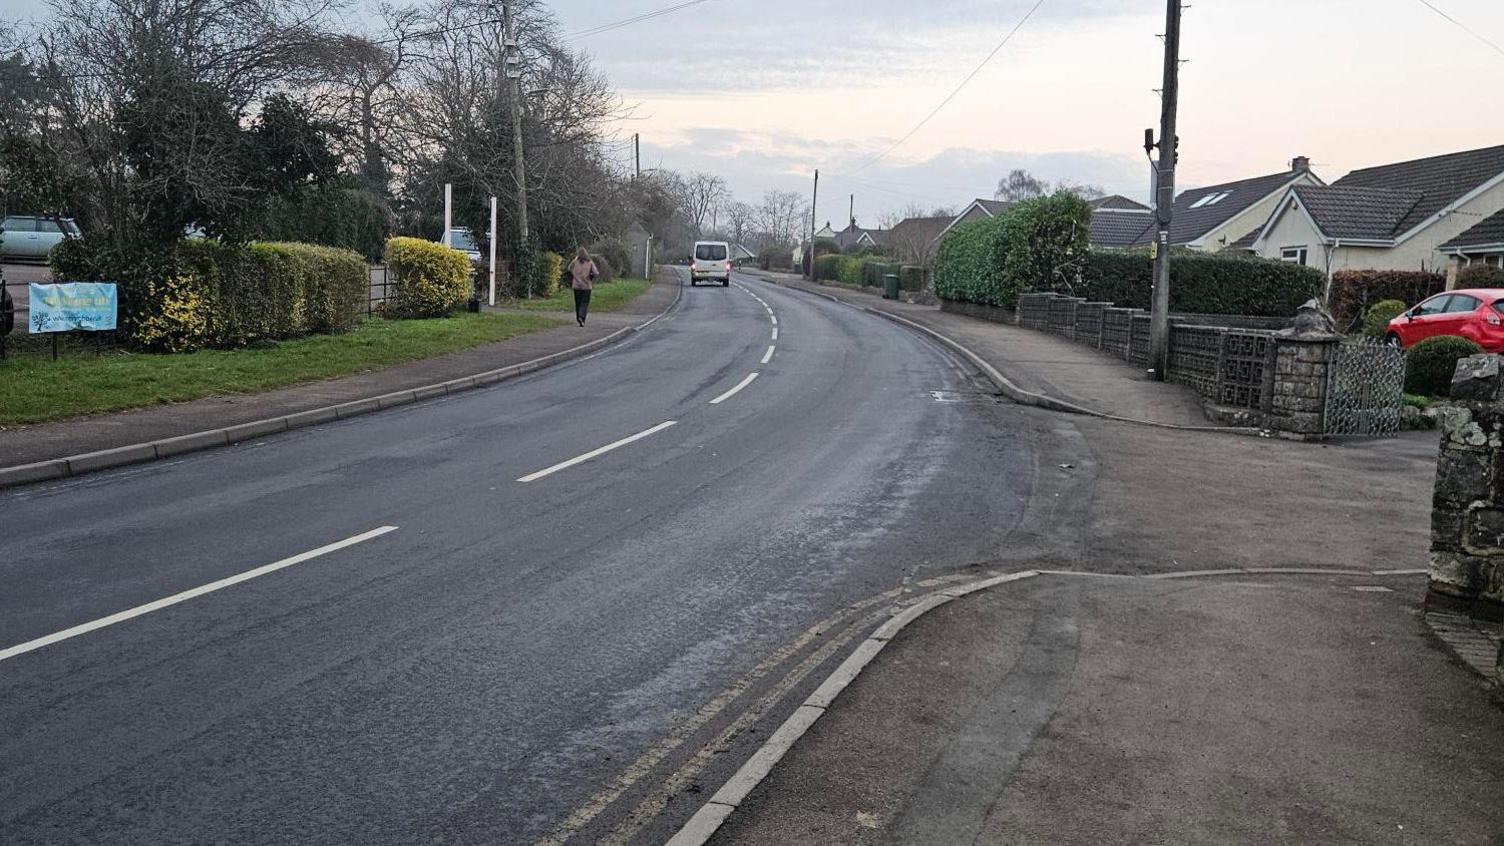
1267, 338, 1338, 438
1429, 355, 1504, 619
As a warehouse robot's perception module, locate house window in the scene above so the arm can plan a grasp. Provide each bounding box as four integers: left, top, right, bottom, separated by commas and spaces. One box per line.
1189, 191, 1232, 209
1280, 246, 1308, 266
1487, 255, 1503, 268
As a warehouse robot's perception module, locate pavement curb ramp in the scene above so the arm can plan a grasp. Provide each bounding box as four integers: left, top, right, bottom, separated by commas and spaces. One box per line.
0, 281, 684, 491
754, 274, 1261, 436
663, 565, 1432, 846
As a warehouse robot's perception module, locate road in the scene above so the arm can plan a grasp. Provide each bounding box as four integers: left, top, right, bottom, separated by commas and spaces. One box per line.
0, 269, 1044, 844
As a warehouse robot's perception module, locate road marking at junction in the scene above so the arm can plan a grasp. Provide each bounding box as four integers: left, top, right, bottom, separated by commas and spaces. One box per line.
761, 346, 776, 365
710, 373, 760, 405
0, 526, 399, 663
517, 421, 678, 482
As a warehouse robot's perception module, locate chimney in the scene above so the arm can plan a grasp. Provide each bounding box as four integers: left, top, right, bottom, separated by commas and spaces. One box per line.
1291, 155, 1311, 174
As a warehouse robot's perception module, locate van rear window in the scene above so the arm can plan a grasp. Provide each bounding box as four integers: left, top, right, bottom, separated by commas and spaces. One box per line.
695, 244, 727, 261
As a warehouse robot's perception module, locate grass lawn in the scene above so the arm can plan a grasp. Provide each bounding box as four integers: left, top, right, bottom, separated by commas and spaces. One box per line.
0, 312, 563, 425
509, 278, 652, 313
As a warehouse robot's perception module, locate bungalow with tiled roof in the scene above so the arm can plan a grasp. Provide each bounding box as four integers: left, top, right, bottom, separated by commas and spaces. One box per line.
937, 199, 1014, 241
1250, 144, 1504, 279
1133, 157, 1323, 251
1088, 194, 1153, 247
1441, 209, 1504, 272
887, 215, 953, 267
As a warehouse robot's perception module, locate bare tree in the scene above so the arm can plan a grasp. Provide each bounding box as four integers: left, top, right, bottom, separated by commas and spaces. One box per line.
724, 200, 753, 249
675, 171, 728, 239
995, 169, 1047, 202
753, 189, 806, 250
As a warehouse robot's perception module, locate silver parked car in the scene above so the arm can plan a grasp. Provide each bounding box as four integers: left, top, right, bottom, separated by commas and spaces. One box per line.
1, 215, 80, 261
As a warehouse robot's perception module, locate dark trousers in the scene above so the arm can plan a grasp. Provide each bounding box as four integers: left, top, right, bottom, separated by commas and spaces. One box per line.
574, 288, 592, 324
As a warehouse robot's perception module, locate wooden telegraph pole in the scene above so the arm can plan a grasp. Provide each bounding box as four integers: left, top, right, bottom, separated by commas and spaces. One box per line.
1148, 0, 1182, 380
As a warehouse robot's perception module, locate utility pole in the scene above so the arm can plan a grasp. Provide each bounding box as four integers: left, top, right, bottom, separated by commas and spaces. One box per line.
849, 194, 854, 229
443, 183, 452, 247
503, 2, 528, 249
633, 133, 641, 179
807, 169, 819, 280
488, 196, 498, 306
1148, 0, 1181, 381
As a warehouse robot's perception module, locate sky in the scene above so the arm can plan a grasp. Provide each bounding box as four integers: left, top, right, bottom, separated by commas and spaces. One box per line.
8, 0, 1504, 228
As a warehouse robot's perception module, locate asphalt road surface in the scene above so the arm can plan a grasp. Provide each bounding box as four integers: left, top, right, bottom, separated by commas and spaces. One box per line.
0, 269, 1041, 844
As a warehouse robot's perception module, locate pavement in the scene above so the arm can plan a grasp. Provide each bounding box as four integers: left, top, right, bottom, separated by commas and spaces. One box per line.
0, 269, 1047, 844
0, 271, 677, 468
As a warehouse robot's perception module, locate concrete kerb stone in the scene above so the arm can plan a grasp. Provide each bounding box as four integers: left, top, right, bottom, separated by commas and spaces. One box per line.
0, 277, 685, 491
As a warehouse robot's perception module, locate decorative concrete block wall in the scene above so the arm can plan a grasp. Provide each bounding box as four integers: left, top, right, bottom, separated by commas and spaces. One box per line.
1430, 355, 1504, 617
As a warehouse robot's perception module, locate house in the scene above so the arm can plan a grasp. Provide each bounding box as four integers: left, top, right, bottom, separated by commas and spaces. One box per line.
1088, 194, 1153, 247
814, 222, 837, 241
833, 221, 887, 252
886, 215, 953, 267
731, 243, 757, 262
1441, 208, 1504, 273
1251, 145, 1504, 278
1134, 157, 1323, 251
937, 198, 1014, 241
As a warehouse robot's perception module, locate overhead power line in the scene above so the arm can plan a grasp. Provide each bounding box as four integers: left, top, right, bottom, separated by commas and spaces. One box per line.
1414, 0, 1504, 59
563, 0, 719, 41
851, 0, 1046, 173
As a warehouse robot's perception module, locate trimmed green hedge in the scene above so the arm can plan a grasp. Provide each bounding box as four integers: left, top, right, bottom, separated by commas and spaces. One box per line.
1405, 336, 1482, 397
56, 239, 368, 352
1072, 250, 1322, 317
935, 217, 1013, 307
1458, 264, 1504, 288
384, 237, 473, 318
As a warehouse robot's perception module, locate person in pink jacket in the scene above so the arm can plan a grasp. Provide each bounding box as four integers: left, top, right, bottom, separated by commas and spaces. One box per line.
568, 247, 600, 326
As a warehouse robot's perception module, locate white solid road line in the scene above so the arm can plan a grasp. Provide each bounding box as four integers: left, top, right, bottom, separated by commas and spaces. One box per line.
761, 345, 775, 365
710, 373, 760, 405
0, 526, 399, 664
518, 421, 678, 482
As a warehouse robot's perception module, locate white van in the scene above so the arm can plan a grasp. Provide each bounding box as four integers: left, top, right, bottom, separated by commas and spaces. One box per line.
690, 241, 732, 287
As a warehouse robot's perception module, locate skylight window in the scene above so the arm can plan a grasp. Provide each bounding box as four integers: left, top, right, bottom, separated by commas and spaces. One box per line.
1189, 191, 1232, 209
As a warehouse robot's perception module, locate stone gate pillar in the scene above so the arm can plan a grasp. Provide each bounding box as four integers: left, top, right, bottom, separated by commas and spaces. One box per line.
1429, 354, 1504, 618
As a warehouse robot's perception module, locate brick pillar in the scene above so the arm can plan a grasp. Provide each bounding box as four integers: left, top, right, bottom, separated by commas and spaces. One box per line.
1267, 336, 1339, 439
1428, 355, 1504, 619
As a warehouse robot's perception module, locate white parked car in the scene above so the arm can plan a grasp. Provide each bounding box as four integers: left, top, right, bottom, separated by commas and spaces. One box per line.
690, 241, 732, 287
1, 215, 80, 261
440, 228, 485, 267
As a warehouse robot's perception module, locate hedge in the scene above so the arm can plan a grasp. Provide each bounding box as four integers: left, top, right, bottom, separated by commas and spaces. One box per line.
590, 240, 631, 280
1458, 264, 1504, 288
384, 236, 473, 318
1405, 336, 1482, 397
540, 251, 564, 298
51, 239, 366, 352
1069, 250, 1323, 317
1329, 270, 1444, 332
935, 217, 1013, 307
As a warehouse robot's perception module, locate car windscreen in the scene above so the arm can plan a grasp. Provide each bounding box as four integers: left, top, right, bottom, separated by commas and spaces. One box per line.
695, 244, 727, 261
450, 230, 477, 251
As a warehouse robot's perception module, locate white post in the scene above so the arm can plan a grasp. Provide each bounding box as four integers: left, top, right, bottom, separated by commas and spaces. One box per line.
644, 236, 652, 279
443, 184, 453, 247
488, 196, 498, 306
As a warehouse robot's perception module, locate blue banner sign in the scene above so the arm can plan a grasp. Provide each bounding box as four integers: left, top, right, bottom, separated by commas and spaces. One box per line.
29, 282, 118, 333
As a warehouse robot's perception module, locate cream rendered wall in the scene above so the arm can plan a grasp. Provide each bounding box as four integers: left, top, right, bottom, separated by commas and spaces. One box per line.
1256, 196, 1329, 268
1192, 173, 1322, 252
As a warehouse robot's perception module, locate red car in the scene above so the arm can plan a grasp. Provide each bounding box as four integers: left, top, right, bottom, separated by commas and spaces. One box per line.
1385, 288, 1504, 352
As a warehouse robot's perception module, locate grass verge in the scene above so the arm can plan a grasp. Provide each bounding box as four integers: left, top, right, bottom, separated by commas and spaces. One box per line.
509, 278, 652, 313
0, 311, 562, 425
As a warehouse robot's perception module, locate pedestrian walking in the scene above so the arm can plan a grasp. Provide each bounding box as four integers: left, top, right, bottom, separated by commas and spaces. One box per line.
568, 247, 600, 327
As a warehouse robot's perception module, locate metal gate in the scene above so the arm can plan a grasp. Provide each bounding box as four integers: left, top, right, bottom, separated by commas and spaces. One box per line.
1324, 339, 1405, 437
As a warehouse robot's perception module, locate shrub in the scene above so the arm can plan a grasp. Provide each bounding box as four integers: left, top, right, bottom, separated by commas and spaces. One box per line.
260, 186, 391, 262
1363, 299, 1408, 338
1329, 270, 1444, 332
132, 273, 210, 353
934, 217, 1013, 307
540, 251, 564, 297
900, 265, 925, 292
592, 255, 617, 286
1458, 263, 1504, 288
384, 236, 472, 317
835, 255, 864, 285
813, 254, 843, 281
590, 241, 631, 279
998, 192, 1093, 295
1072, 249, 1322, 317
1405, 335, 1483, 397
